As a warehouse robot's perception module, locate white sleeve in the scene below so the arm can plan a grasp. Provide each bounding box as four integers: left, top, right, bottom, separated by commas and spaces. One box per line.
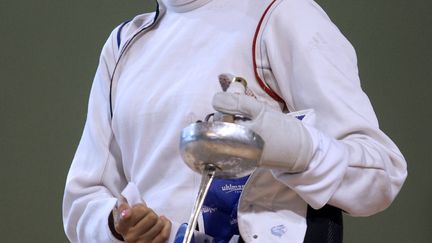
261, 0, 407, 216
62, 26, 127, 242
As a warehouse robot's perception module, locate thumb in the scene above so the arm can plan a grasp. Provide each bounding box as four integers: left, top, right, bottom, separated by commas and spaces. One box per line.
114, 201, 132, 235
114, 198, 131, 225
212, 92, 263, 118
117, 197, 130, 213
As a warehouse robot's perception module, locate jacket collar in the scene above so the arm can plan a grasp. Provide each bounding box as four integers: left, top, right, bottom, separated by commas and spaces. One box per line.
158, 0, 211, 12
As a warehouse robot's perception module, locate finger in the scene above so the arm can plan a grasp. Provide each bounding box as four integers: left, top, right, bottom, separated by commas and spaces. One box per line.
151, 216, 172, 243
134, 218, 164, 243
226, 79, 247, 94
116, 203, 151, 236
126, 210, 160, 242
117, 201, 130, 213
212, 92, 262, 118
120, 204, 153, 236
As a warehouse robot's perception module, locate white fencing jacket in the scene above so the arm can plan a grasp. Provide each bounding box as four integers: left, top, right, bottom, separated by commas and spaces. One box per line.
63, 0, 407, 242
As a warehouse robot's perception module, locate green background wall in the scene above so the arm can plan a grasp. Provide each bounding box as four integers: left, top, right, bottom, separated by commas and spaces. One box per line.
1, 0, 430, 242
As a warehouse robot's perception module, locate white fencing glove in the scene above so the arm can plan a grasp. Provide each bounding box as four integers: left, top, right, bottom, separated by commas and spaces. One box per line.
212, 92, 314, 173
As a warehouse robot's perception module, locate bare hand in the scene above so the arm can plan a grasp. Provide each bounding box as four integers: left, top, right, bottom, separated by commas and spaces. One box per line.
114, 203, 171, 243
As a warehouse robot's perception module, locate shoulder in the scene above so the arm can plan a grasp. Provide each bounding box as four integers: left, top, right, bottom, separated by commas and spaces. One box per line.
97, 11, 159, 73
269, 0, 332, 25
267, 0, 336, 39
113, 11, 159, 50
263, 0, 355, 56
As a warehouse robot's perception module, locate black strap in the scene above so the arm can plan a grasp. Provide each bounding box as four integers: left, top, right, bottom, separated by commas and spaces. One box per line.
304, 205, 343, 243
